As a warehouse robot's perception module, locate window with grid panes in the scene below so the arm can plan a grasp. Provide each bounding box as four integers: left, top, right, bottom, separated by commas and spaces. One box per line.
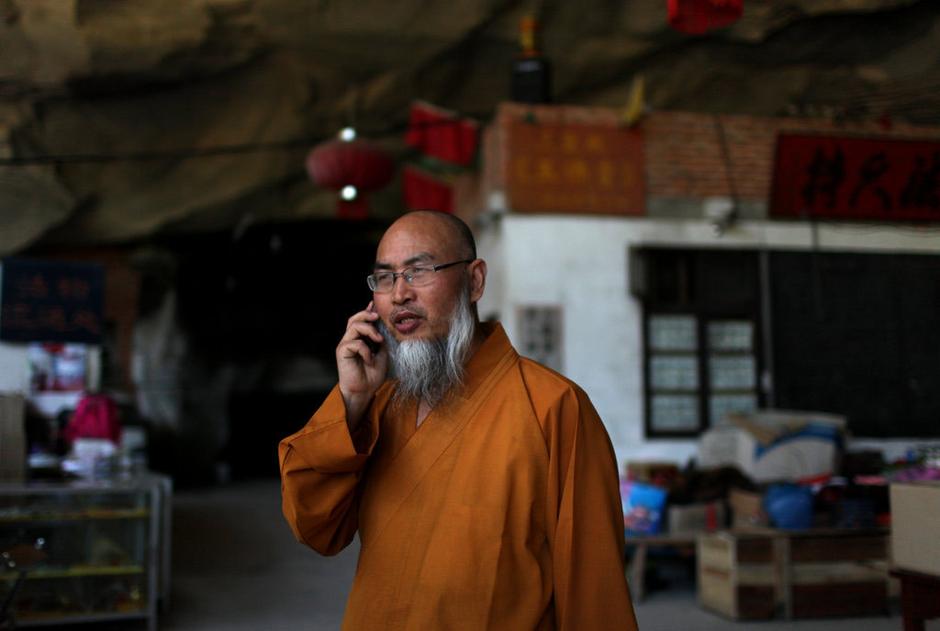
638, 248, 763, 437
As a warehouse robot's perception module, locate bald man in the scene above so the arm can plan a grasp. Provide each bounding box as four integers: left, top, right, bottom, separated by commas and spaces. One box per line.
279, 211, 638, 630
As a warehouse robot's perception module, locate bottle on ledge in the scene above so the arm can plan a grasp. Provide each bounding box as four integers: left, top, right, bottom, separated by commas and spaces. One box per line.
510, 15, 552, 104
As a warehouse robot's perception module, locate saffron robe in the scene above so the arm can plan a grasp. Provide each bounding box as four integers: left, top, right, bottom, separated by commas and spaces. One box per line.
279, 323, 638, 630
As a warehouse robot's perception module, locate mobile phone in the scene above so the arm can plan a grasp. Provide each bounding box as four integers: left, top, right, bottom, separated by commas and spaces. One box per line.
362, 329, 381, 354
363, 303, 382, 354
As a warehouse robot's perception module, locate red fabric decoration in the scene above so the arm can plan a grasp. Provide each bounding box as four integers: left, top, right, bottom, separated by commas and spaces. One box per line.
305, 139, 395, 218
402, 166, 454, 214
405, 101, 479, 167
667, 0, 743, 35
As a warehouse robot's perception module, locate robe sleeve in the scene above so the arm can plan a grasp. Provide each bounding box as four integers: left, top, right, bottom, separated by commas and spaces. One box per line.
278, 385, 381, 556
544, 386, 639, 631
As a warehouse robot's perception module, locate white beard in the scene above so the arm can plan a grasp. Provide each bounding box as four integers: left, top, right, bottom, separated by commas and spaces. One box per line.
379, 288, 475, 409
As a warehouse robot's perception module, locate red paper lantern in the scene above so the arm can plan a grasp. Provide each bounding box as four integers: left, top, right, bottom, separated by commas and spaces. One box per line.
305, 138, 396, 219
668, 0, 743, 35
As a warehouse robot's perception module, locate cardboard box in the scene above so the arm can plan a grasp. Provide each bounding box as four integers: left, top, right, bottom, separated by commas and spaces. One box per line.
625, 460, 680, 487
890, 482, 940, 576
728, 488, 768, 529
698, 529, 889, 620
668, 500, 726, 535
0, 394, 26, 482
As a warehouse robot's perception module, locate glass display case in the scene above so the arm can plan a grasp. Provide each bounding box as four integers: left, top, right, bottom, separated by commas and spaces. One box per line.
0, 474, 171, 630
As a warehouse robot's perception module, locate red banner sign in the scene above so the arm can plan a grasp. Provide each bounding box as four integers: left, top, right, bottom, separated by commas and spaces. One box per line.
506, 121, 645, 216
771, 134, 940, 221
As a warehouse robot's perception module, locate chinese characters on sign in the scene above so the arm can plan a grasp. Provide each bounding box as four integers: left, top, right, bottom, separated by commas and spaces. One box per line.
771, 134, 940, 221
0, 258, 105, 344
506, 120, 645, 215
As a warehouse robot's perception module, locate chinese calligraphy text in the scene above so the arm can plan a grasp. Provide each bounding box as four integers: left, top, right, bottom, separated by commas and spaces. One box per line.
0, 258, 105, 344
506, 120, 646, 215
772, 134, 940, 222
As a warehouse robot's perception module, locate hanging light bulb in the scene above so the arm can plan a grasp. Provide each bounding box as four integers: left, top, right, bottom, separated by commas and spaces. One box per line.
341, 185, 358, 201
339, 127, 357, 142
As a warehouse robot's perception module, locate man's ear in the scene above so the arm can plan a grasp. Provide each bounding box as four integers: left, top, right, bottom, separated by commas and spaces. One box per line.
468, 259, 487, 303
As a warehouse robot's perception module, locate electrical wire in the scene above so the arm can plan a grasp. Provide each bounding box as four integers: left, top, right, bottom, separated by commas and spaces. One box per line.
0, 112, 492, 167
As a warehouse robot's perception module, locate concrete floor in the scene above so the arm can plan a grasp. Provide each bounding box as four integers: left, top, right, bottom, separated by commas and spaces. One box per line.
157, 480, 936, 631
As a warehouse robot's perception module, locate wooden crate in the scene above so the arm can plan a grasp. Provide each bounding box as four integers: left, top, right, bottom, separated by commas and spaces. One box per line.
698, 531, 778, 619
698, 529, 889, 620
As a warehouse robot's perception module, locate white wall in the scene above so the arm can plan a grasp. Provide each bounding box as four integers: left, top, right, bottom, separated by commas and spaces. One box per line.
0, 264, 30, 394
476, 215, 505, 323
0, 342, 29, 393
477, 213, 940, 470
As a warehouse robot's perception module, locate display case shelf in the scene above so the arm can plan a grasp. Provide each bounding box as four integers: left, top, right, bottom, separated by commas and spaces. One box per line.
0, 474, 171, 631
0, 508, 150, 524
2, 564, 145, 580
15, 610, 149, 627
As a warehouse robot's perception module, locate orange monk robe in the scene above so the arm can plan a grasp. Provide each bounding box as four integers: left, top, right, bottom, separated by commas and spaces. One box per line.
280, 323, 638, 630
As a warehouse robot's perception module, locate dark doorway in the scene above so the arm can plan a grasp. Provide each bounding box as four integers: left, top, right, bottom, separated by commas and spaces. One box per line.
169, 218, 387, 480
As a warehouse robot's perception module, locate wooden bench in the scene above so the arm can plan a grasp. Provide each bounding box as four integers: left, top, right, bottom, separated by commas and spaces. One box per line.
624, 533, 698, 601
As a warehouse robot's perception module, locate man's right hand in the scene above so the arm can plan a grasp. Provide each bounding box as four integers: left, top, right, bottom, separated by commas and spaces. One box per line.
337, 302, 388, 431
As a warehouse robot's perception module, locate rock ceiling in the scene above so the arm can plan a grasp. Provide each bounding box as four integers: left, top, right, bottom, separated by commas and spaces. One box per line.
1, 0, 938, 255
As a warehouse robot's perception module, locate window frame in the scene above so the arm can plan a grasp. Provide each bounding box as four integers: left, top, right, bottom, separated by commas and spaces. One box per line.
639, 248, 764, 438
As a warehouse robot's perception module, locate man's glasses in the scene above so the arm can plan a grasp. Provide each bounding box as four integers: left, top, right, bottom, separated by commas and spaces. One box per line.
367, 259, 474, 293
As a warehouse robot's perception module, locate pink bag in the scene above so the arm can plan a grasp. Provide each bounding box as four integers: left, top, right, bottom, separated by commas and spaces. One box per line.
63, 394, 121, 446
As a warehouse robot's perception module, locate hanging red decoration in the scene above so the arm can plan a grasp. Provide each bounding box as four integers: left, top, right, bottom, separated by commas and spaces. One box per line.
667, 0, 743, 35
405, 101, 479, 167
305, 138, 396, 219
402, 166, 454, 214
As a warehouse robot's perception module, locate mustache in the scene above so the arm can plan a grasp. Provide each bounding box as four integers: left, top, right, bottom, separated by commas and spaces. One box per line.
389, 305, 427, 321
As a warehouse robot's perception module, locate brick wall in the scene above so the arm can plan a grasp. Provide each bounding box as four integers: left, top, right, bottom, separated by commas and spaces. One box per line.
645, 111, 940, 203
479, 102, 940, 215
